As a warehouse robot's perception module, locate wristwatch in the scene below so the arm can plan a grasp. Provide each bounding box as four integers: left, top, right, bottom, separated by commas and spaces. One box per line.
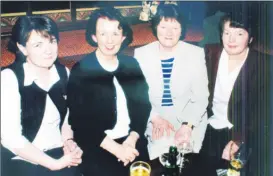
182, 122, 194, 129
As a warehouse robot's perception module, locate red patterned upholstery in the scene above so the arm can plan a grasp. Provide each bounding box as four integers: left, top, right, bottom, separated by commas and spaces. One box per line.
1, 23, 204, 68
2, 22, 272, 69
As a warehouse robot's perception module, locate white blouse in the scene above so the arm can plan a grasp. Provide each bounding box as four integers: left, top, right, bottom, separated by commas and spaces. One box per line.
96, 57, 131, 139
209, 48, 249, 129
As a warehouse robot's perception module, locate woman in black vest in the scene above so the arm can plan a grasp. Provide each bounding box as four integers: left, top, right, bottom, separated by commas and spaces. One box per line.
67, 7, 151, 176
1, 16, 82, 176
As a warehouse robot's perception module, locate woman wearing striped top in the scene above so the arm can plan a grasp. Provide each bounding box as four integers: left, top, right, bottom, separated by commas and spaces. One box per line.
134, 4, 209, 160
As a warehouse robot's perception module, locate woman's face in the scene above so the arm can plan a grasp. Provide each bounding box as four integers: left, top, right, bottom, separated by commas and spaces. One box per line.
157, 18, 182, 50
222, 21, 251, 56
92, 18, 125, 57
18, 30, 58, 68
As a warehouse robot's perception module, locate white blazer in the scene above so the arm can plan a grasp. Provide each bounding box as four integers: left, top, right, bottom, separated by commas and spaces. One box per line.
135, 41, 209, 159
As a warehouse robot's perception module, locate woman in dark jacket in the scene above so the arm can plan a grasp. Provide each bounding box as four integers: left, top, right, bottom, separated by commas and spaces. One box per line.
67, 7, 151, 176
200, 11, 272, 176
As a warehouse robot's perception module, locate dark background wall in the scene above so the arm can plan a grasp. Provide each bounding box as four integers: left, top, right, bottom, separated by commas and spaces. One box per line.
1, 1, 141, 13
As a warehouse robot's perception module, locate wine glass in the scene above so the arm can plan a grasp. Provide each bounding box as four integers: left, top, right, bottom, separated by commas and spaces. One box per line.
177, 141, 193, 154
130, 161, 151, 176
217, 141, 250, 176
225, 141, 251, 176
176, 141, 194, 173
159, 150, 181, 167
230, 141, 250, 169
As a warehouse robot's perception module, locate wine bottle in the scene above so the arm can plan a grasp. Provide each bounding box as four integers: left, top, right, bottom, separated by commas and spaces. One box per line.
163, 146, 179, 176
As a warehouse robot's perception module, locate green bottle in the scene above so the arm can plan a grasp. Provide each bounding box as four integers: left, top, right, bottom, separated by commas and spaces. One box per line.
164, 146, 179, 176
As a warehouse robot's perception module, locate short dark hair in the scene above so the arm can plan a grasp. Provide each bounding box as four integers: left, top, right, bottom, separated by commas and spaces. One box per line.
151, 4, 187, 40
8, 15, 59, 63
219, 11, 257, 42
85, 7, 133, 51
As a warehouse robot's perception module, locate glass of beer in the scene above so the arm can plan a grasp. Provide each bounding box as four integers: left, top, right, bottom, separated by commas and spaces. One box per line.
230, 141, 250, 169
130, 161, 151, 176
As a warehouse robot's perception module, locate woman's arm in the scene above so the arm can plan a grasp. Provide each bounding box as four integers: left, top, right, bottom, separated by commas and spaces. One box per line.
1, 69, 80, 170
61, 109, 74, 142
126, 58, 152, 139
178, 48, 209, 126
100, 135, 139, 166
134, 48, 174, 139
61, 109, 83, 160
13, 142, 81, 170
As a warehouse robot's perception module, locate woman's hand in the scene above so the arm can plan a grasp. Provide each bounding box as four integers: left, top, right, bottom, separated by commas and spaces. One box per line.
174, 124, 192, 146
118, 132, 140, 166
151, 115, 175, 140
115, 144, 139, 166
122, 131, 139, 148
50, 147, 82, 171
222, 140, 239, 161
100, 135, 138, 166
63, 139, 82, 158
63, 138, 83, 169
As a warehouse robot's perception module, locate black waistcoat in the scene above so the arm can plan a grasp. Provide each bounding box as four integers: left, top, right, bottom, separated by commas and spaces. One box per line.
1, 61, 68, 159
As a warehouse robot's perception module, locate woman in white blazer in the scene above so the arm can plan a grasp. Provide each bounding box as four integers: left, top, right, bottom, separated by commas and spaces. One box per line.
134, 4, 209, 160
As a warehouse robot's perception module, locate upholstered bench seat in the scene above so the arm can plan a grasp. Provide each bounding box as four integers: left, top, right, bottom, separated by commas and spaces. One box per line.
1, 23, 204, 68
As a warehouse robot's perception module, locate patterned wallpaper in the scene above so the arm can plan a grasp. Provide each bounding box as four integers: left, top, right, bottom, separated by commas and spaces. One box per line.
1, 6, 142, 32
33, 9, 72, 22
75, 6, 142, 21
1, 12, 26, 28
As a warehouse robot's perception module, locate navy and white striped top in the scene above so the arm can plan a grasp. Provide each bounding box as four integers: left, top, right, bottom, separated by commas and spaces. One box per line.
161, 57, 174, 106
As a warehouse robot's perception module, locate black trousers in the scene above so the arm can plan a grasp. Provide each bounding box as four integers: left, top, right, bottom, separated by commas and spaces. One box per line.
200, 124, 229, 160
198, 124, 230, 175
80, 136, 149, 176
2, 147, 81, 176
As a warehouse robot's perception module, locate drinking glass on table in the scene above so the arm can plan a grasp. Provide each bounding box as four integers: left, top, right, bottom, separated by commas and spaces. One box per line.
176, 141, 194, 174
218, 141, 251, 176
177, 141, 194, 155
227, 141, 250, 176
130, 161, 151, 176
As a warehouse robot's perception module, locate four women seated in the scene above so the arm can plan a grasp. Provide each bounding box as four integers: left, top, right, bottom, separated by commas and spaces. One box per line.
1, 4, 271, 176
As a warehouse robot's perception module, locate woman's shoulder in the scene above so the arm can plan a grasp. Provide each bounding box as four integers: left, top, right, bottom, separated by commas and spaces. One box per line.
249, 49, 270, 59
53, 60, 70, 79
134, 41, 159, 55
117, 54, 143, 74
70, 52, 97, 72
204, 43, 223, 54
78, 52, 96, 65
2, 62, 24, 80
179, 41, 204, 53
248, 49, 273, 68
1, 66, 19, 88
118, 54, 139, 65
1, 67, 16, 77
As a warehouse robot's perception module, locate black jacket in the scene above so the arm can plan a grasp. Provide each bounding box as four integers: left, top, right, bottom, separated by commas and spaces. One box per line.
67, 52, 151, 156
